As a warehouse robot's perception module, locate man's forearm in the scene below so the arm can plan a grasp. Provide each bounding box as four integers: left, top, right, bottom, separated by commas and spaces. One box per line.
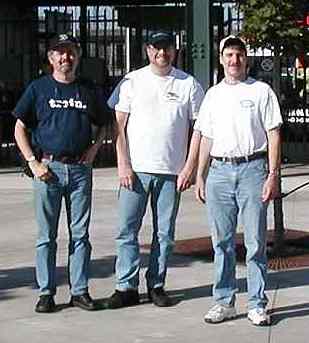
92, 126, 106, 147
115, 111, 131, 168
197, 136, 212, 179
184, 130, 201, 172
267, 128, 281, 174
14, 119, 34, 160
116, 128, 132, 170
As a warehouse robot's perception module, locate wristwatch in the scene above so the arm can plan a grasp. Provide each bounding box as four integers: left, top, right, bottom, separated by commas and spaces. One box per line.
268, 168, 279, 177
26, 155, 36, 163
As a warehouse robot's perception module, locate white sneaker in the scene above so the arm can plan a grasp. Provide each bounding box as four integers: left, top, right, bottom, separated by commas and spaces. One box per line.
204, 304, 237, 323
248, 308, 270, 326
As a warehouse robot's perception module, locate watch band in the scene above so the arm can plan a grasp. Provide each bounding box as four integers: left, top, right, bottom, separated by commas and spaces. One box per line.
26, 155, 36, 163
268, 168, 279, 177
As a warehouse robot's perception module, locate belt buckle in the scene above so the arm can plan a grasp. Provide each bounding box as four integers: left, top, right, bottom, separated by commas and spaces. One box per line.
60, 155, 80, 164
220, 157, 229, 163
230, 157, 238, 164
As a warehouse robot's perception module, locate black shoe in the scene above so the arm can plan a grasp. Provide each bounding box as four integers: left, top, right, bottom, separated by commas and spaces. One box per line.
107, 290, 140, 309
148, 287, 172, 307
70, 293, 96, 311
35, 295, 56, 313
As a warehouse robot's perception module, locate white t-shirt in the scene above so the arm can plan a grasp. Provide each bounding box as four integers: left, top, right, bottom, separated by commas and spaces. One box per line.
195, 77, 283, 157
108, 65, 204, 174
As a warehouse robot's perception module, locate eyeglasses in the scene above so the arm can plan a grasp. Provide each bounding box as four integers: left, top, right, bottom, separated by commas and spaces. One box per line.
148, 44, 175, 53
52, 46, 80, 57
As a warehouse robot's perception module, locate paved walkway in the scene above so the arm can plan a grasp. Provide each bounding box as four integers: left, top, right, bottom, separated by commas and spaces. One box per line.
0, 166, 309, 343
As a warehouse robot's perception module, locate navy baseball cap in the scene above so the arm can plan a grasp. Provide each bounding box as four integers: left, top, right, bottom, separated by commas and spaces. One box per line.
48, 33, 81, 51
147, 32, 174, 46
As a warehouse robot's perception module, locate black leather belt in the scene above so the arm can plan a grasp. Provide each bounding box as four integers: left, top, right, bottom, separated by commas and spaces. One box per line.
211, 151, 267, 164
42, 153, 81, 164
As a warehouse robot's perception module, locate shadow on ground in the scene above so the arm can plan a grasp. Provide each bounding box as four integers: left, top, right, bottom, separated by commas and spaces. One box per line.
270, 302, 309, 325
1, 252, 309, 301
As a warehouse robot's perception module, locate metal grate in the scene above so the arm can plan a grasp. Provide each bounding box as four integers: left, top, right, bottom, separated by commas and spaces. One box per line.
142, 229, 309, 271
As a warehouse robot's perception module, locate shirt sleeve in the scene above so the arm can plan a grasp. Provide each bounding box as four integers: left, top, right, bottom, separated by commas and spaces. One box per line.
194, 89, 214, 138
12, 83, 37, 128
261, 86, 283, 130
107, 76, 132, 114
188, 78, 205, 120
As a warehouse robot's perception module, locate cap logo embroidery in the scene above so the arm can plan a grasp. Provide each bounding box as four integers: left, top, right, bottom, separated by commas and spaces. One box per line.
59, 34, 69, 41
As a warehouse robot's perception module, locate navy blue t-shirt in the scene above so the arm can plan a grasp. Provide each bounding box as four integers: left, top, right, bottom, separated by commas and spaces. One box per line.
13, 75, 107, 156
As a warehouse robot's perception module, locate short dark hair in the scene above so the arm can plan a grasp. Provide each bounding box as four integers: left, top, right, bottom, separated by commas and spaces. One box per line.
219, 35, 247, 55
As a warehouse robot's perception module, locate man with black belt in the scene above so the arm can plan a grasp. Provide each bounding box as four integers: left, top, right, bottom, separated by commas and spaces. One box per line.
106, 31, 204, 309
194, 35, 282, 325
13, 33, 109, 313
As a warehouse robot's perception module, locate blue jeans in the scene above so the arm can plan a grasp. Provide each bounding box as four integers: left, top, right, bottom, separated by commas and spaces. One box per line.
115, 172, 180, 291
206, 158, 268, 310
33, 160, 92, 296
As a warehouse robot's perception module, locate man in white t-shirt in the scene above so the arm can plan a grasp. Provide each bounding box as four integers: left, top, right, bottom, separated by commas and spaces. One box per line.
194, 36, 282, 326
107, 32, 204, 308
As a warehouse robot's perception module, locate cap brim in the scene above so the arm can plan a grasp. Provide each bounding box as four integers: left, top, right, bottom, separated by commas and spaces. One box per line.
51, 41, 77, 49
148, 38, 173, 46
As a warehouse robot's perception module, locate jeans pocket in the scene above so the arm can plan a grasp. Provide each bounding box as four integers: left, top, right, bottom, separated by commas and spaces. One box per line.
249, 159, 267, 176
82, 162, 93, 168
210, 158, 219, 170
41, 158, 51, 166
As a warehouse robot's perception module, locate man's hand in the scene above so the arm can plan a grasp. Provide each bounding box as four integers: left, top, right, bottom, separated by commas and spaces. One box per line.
118, 163, 135, 190
195, 175, 206, 204
79, 143, 100, 164
262, 175, 280, 202
177, 166, 195, 192
29, 160, 53, 182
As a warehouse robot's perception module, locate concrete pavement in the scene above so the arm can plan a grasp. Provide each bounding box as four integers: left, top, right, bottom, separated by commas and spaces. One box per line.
0, 166, 309, 343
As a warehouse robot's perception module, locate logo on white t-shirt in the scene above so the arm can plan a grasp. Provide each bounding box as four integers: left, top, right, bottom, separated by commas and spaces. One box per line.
165, 91, 180, 102
240, 99, 254, 108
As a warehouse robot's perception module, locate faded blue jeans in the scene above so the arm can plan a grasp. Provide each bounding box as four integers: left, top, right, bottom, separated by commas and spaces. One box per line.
115, 172, 180, 291
33, 160, 92, 296
206, 158, 268, 310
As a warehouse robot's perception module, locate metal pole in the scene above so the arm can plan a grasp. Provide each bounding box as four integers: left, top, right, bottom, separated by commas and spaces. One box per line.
126, 27, 130, 73
79, 5, 87, 58
272, 47, 285, 255
186, 0, 211, 90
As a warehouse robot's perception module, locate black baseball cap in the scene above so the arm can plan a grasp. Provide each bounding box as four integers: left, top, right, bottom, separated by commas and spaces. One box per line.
146, 32, 174, 46
219, 35, 247, 54
48, 33, 81, 52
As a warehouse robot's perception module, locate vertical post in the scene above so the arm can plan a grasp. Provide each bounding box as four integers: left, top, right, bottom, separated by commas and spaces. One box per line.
272, 47, 285, 255
80, 5, 87, 58
273, 177, 285, 254
126, 27, 130, 73
135, 25, 143, 69
186, 0, 212, 90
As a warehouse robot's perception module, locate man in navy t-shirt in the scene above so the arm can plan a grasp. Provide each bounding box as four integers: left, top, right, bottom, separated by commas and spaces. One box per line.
13, 33, 108, 313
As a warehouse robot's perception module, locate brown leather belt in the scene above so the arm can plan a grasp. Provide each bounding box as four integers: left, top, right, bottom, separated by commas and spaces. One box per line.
211, 151, 267, 164
42, 153, 81, 164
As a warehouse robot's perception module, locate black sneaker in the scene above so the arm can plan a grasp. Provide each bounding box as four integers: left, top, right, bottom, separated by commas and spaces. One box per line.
148, 287, 172, 307
107, 290, 140, 309
35, 295, 56, 313
70, 293, 97, 311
